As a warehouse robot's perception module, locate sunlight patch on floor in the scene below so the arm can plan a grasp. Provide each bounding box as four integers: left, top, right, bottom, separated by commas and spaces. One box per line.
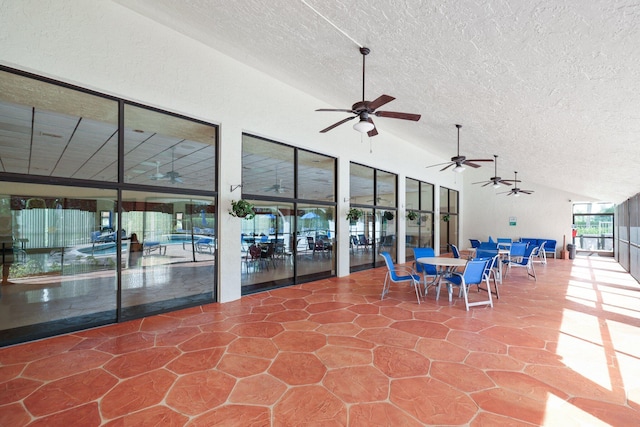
543, 393, 611, 426
558, 309, 611, 391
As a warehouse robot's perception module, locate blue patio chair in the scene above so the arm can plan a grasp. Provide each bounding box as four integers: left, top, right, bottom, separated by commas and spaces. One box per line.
442, 259, 493, 310
412, 247, 439, 296
531, 240, 547, 264
474, 254, 501, 298
476, 241, 498, 259
450, 244, 461, 258
380, 252, 422, 304
469, 239, 481, 248
502, 242, 527, 277
506, 244, 537, 280
497, 238, 512, 250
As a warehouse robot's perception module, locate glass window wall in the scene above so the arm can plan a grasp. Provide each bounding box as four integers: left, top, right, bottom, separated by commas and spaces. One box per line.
241, 135, 336, 293
405, 178, 434, 260
0, 68, 218, 346
349, 163, 397, 271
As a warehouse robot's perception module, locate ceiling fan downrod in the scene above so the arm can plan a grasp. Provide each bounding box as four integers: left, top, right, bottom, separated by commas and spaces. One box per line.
360, 47, 370, 103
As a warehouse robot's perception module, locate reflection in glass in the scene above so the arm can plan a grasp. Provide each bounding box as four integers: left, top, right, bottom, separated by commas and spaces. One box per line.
0, 184, 118, 343
296, 204, 336, 280
349, 208, 374, 270
242, 135, 294, 197
298, 150, 335, 202
376, 170, 396, 207
378, 209, 397, 265
124, 104, 216, 191
405, 178, 434, 260
121, 191, 216, 318
0, 69, 118, 180
350, 164, 374, 205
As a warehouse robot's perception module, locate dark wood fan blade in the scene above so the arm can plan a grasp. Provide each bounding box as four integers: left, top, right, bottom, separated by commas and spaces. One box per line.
466, 159, 494, 163
319, 116, 356, 133
366, 118, 378, 137
375, 111, 421, 121
316, 108, 354, 113
440, 163, 455, 172
464, 162, 483, 169
498, 180, 513, 186
471, 180, 487, 185
425, 161, 452, 169
520, 190, 534, 194
367, 94, 395, 111
500, 180, 521, 183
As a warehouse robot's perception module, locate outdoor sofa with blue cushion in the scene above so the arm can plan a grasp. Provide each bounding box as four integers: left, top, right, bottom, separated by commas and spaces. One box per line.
519, 238, 557, 258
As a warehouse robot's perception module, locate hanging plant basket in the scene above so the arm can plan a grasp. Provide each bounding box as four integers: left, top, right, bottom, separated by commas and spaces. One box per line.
383, 211, 395, 221
443, 214, 450, 222
346, 208, 363, 222
229, 200, 256, 220
407, 210, 418, 221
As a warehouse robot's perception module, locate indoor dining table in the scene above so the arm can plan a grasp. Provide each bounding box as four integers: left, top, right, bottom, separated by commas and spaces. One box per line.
416, 256, 469, 301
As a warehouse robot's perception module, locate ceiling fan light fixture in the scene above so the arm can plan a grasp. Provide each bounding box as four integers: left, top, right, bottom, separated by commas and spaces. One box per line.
453, 164, 465, 173
492, 182, 501, 189
353, 119, 374, 133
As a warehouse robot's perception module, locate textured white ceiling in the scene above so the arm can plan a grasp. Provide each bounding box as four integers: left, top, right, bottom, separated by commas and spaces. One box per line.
117, 0, 640, 203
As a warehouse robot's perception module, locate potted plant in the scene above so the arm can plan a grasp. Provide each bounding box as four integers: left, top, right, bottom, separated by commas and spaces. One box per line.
407, 210, 418, 221
443, 214, 450, 222
229, 200, 256, 219
346, 208, 363, 222
383, 211, 395, 221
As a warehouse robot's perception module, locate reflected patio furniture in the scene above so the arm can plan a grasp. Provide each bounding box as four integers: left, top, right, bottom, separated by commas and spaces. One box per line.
195, 237, 214, 254
244, 244, 264, 272
357, 234, 371, 251
143, 241, 166, 256
260, 243, 276, 269
380, 251, 422, 304
313, 235, 332, 256
350, 235, 359, 252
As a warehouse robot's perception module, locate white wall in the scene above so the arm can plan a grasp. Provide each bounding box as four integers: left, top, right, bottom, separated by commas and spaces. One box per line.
461, 166, 596, 255
0, 0, 596, 301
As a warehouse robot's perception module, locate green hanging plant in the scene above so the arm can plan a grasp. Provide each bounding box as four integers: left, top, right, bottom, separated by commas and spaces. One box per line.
406, 210, 418, 221
443, 214, 450, 222
229, 200, 256, 220
383, 211, 395, 221
346, 208, 363, 222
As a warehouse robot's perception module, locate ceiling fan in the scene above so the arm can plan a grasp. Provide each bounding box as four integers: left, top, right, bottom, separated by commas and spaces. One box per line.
500, 172, 534, 196
150, 148, 183, 184
149, 161, 165, 180
426, 124, 493, 172
261, 168, 290, 193
316, 46, 421, 137
472, 154, 520, 188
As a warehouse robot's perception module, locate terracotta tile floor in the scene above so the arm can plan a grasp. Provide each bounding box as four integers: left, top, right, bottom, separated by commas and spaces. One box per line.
1, 255, 640, 426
